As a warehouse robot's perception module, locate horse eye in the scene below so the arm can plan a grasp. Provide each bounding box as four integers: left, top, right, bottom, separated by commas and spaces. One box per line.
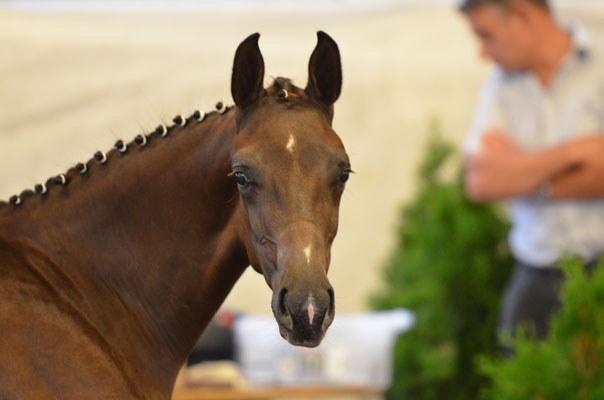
340, 171, 350, 184
234, 172, 249, 188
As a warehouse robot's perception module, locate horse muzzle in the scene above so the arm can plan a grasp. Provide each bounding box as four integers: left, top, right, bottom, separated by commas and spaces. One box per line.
271, 284, 335, 348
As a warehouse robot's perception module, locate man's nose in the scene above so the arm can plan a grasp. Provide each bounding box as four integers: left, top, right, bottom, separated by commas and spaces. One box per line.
480, 43, 493, 61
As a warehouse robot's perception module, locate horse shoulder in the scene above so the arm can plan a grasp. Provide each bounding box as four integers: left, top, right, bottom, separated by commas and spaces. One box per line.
0, 239, 142, 399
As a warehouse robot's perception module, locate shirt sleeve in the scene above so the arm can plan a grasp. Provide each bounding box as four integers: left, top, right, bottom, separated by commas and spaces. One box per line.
597, 37, 604, 132
464, 68, 506, 155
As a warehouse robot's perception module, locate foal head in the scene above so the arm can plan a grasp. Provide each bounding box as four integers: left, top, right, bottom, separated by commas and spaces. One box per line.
230, 32, 349, 347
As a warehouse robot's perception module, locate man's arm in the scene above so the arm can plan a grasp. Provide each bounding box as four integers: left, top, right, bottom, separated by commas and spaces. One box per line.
465, 132, 604, 202
551, 154, 604, 199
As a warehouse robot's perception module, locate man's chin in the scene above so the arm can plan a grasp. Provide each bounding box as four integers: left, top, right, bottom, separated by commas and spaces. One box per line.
499, 61, 529, 74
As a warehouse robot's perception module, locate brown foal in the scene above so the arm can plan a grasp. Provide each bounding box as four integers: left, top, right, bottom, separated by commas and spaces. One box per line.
0, 31, 350, 399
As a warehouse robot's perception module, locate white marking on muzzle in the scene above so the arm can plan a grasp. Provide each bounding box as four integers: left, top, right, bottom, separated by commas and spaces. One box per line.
307, 301, 315, 325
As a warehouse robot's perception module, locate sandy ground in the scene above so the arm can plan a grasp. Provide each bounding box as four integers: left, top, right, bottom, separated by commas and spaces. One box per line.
1, 3, 603, 314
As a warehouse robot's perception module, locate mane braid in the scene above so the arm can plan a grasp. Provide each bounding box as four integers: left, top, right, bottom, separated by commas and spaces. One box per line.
272, 77, 294, 93
1, 104, 234, 208
271, 77, 302, 105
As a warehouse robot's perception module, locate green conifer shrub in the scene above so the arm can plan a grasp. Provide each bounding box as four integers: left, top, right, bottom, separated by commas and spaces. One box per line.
479, 258, 604, 400
371, 124, 514, 400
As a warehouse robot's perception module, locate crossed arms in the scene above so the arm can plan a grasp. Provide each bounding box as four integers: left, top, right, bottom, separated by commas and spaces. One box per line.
465, 131, 604, 202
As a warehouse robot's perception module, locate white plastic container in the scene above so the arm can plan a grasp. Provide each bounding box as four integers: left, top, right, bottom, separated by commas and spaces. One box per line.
234, 309, 415, 390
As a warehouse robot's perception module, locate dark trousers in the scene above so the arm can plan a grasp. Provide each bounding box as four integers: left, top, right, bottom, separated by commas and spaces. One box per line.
498, 259, 598, 356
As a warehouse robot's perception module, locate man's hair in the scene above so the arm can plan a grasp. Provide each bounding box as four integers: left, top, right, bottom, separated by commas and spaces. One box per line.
459, 0, 549, 14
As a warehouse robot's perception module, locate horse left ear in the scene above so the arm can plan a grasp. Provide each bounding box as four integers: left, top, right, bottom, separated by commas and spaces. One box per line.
231, 33, 265, 110
305, 31, 342, 108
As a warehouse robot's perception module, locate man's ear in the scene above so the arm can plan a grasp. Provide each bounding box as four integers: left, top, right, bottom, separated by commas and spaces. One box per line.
305, 31, 342, 109
231, 33, 265, 110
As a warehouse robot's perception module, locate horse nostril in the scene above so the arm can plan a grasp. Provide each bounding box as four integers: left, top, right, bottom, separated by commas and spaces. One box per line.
275, 287, 293, 331
327, 288, 335, 316
279, 288, 289, 315
320, 287, 335, 332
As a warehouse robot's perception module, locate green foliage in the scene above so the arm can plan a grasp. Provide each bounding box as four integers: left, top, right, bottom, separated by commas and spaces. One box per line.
479, 258, 604, 400
371, 122, 514, 400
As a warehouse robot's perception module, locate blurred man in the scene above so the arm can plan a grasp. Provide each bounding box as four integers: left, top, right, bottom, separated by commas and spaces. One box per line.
461, 0, 604, 349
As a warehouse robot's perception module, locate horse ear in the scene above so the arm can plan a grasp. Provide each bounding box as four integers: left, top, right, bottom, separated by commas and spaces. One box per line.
305, 31, 342, 107
231, 33, 265, 109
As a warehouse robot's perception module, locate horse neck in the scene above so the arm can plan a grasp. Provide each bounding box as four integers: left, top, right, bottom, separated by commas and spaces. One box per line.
3, 110, 250, 394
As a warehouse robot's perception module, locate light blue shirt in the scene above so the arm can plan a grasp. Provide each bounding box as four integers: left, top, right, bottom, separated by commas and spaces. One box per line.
465, 27, 604, 267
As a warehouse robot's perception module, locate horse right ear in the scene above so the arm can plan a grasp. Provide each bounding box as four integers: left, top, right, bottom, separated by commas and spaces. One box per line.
231, 33, 265, 110
305, 31, 342, 109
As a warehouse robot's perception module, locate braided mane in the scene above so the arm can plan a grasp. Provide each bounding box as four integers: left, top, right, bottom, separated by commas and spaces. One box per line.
0, 102, 233, 209
1, 77, 306, 210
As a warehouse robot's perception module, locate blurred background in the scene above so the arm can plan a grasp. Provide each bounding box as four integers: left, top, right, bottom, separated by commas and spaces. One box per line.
2, 0, 603, 398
